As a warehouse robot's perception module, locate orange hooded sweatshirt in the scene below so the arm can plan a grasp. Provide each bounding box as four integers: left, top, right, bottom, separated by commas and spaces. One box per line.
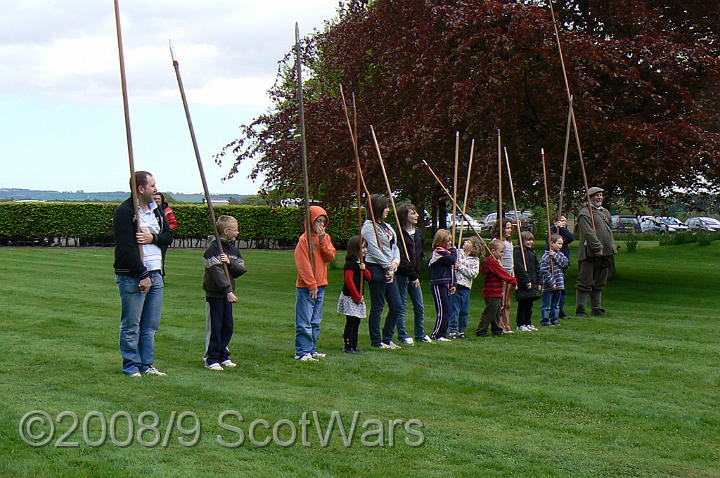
295, 205, 336, 289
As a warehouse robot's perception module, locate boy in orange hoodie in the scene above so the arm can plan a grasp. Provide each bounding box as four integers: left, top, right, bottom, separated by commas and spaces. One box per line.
295, 206, 336, 361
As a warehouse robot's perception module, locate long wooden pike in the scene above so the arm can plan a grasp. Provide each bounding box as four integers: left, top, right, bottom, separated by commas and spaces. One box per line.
295, 23, 315, 274
169, 41, 230, 283
422, 160, 491, 256
457, 139, 475, 247
113, 0, 142, 259
452, 131, 459, 246
497, 129, 503, 229
503, 147, 527, 271
339, 85, 382, 252
548, 1, 596, 232
370, 126, 409, 262
558, 95, 573, 214
541, 148, 555, 277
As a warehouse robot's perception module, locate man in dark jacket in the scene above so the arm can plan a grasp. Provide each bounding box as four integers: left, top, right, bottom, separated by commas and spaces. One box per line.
575, 187, 617, 317
114, 171, 173, 377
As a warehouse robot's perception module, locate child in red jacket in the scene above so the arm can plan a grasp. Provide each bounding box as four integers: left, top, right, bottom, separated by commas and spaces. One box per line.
475, 239, 518, 337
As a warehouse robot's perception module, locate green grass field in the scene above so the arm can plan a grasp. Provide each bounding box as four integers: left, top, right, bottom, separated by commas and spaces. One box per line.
1, 242, 718, 477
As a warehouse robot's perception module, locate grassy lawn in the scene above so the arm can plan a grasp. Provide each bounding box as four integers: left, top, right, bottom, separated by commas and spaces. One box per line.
0, 241, 718, 477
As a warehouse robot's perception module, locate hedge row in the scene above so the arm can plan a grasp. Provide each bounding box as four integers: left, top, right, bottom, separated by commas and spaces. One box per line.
0, 203, 362, 247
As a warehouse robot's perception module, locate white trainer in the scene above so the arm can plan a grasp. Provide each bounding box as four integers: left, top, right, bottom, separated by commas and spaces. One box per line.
143, 366, 167, 376
312, 352, 326, 359
420, 335, 433, 343
220, 359, 237, 368
296, 353, 318, 362
434, 337, 451, 342
205, 363, 224, 371
402, 337, 415, 345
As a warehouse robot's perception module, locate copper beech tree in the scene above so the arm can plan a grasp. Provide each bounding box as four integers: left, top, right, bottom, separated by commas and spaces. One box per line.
216, 0, 720, 213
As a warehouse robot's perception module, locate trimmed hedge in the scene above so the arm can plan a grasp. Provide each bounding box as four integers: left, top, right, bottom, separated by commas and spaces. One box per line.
0, 203, 361, 248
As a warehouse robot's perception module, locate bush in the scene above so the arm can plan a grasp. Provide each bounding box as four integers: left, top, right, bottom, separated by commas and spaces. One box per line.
658, 232, 696, 246
624, 235, 639, 252
696, 231, 712, 246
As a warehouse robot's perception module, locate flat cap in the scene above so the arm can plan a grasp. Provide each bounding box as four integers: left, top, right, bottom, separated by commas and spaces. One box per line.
588, 186, 605, 196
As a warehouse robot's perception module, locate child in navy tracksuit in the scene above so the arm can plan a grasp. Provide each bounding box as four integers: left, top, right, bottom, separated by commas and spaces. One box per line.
428, 229, 457, 341
540, 233, 569, 326
203, 215, 247, 370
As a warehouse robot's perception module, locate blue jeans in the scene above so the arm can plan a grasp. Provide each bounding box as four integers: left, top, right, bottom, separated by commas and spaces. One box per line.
367, 264, 402, 347
395, 273, 426, 340
448, 285, 470, 334
295, 286, 325, 357
541, 290, 562, 323
117, 272, 164, 375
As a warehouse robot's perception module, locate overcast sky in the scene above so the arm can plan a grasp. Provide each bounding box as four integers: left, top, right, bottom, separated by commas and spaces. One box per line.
0, 0, 339, 195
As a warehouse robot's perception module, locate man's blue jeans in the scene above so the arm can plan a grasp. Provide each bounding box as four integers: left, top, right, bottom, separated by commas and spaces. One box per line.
395, 273, 426, 341
117, 271, 164, 375
295, 286, 325, 357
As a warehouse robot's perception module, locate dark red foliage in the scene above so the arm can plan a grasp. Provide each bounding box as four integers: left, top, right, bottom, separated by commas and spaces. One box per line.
216, 0, 720, 211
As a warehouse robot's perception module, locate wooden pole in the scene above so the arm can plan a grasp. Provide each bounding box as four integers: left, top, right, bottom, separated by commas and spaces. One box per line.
452, 131, 459, 247
113, 0, 142, 259
541, 148, 555, 277
370, 126, 409, 262
457, 139, 475, 247
503, 147, 527, 271
548, 1, 596, 233
169, 41, 230, 283
422, 160, 491, 256
295, 23, 315, 274
558, 95, 573, 214
497, 129, 503, 231
339, 85, 383, 252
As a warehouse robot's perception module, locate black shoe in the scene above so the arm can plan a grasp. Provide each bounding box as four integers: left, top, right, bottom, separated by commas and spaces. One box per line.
592, 308, 606, 316
353, 347, 364, 353
491, 330, 504, 336
476, 330, 489, 337
576, 311, 588, 318
457, 333, 466, 339
344, 347, 356, 354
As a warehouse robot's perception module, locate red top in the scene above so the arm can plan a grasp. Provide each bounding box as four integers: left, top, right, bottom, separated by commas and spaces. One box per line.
481, 255, 517, 298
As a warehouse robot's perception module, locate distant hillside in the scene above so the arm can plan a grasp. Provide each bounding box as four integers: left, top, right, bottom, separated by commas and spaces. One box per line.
0, 188, 246, 204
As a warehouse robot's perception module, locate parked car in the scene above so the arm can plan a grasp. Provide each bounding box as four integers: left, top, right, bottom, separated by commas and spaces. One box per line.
685, 216, 720, 232
640, 216, 689, 234
446, 212, 482, 233
655, 217, 690, 234
611, 215, 641, 233
481, 211, 535, 233
481, 212, 497, 232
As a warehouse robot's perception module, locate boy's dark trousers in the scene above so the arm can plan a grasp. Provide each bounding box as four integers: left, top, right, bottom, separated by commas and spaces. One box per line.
516, 298, 536, 327
206, 297, 234, 365
476, 297, 504, 335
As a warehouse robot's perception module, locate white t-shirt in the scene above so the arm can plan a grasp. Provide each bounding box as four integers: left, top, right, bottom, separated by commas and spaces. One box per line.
138, 202, 163, 272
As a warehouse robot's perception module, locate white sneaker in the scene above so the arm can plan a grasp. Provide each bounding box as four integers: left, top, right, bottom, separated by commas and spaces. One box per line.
518, 325, 528, 332
220, 359, 237, 368
504, 329, 515, 334
420, 335, 433, 343
387, 341, 401, 349
128, 372, 142, 378
143, 366, 167, 376
312, 352, 326, 359
529, 324, 538, 331
205, 363, 224, 371
435, 337, 451, 342
296, 353, 318, 362
402, 337, 415, 345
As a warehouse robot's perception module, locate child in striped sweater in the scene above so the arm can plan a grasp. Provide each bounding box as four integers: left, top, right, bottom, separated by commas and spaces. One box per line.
540, 234, 569, 326
475, 239, 518, 337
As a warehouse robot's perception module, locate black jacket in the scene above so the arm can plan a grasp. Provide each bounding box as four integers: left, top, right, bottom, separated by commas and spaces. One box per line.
113, 197, 173, 279
395, 226, 425, 282
514, 246, 541, 301
203, 238, 247, 298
